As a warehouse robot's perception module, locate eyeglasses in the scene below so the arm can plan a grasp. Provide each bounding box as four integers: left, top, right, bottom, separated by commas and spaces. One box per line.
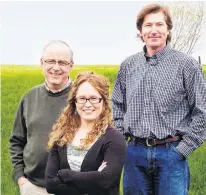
75, 97, 103, 104
43, 59, 72, 67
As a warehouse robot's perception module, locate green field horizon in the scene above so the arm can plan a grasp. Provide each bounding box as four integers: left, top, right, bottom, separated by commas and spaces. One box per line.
1, 65, 206, 195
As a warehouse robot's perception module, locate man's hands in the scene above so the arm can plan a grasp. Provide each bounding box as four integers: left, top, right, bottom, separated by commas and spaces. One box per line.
98, 161, 107, 172
17, 176, 28, 186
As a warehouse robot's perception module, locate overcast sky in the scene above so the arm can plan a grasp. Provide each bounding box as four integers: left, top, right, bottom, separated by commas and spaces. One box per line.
1, 1, 206, 65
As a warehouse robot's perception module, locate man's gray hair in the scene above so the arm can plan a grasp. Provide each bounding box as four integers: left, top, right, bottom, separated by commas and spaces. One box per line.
42, 40, 73, 59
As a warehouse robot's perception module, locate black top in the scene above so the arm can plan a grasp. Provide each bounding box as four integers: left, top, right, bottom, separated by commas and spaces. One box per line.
45, 127, 127, 195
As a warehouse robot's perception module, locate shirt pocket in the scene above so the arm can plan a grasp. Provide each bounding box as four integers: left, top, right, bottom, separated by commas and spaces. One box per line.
154, 80, 186, 114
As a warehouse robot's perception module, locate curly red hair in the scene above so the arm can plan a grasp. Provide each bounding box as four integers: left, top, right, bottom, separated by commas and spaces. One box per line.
48, 72, 113, 150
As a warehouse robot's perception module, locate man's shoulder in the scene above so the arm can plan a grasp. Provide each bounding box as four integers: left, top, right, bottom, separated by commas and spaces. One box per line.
171, 48, 199, 64
22, 84, 44, 99
122, 52, 143, 64
120, 52, 144, 71
165, 47, 200, 72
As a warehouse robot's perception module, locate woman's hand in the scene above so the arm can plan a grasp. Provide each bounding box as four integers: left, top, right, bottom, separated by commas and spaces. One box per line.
98, 161, 107, 172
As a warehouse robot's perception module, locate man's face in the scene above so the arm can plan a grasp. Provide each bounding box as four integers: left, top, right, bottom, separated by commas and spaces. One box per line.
140, 11, 169, 51
40, 43, 73, 91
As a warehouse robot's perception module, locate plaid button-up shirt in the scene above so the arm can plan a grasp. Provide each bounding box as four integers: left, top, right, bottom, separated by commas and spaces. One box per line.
112, 45, 206, 157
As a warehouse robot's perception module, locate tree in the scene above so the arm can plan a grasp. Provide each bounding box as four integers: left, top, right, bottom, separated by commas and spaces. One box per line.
167, 2, 206, 55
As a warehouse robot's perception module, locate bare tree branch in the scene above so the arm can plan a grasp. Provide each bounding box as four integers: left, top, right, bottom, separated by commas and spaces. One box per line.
164, 2, 206, 54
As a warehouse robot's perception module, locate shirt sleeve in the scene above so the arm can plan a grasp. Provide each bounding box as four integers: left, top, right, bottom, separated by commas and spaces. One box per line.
176, 59, 206, 157
9, 99, 27, 182
111, 62, 127, 134
45, 144, 82, 195
57, 132, 127, 191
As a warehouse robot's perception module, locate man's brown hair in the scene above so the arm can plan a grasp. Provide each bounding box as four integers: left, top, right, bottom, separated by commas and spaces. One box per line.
136, 4, 173, 42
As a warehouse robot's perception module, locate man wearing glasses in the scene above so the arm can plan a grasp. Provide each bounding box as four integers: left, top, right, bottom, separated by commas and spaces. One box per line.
9, 40, 74, 195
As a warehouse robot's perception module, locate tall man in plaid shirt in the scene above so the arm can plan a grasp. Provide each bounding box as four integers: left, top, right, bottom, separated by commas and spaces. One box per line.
112, 4, 206, 195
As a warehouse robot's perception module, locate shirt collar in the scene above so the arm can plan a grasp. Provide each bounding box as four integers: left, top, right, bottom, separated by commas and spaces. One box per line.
143, 43, 172, 62
44, 79, 72, 93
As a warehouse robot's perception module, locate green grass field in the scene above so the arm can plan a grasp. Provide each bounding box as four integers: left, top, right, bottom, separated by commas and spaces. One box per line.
1, 65, 206, 195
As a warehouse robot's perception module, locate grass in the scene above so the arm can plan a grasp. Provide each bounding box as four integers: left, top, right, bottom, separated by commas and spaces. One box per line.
1, 64, 206, 195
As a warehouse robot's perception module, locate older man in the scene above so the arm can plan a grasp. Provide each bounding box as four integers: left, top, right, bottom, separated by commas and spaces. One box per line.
9, 40, 74, 195
112, 4, 206, 195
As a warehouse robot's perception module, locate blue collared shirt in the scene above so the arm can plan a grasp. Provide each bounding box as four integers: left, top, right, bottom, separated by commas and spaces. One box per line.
112, 45, 206, 157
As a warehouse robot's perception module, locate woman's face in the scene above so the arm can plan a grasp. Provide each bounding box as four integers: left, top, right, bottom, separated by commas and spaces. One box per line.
75, 81, 103, 124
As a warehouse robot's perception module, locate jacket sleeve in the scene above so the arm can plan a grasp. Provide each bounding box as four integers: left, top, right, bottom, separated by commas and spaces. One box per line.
9, 99, 27, 182
45, 144, 82, 194
111, 62, 127, 134
176, 59, 206, 157
58, 131, 127, 190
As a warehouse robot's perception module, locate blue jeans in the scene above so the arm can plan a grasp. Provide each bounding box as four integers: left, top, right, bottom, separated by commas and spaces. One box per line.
123, 141, 190, 195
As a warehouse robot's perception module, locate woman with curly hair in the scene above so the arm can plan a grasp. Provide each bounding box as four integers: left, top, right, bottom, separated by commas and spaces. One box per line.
45, 72, 126, 195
